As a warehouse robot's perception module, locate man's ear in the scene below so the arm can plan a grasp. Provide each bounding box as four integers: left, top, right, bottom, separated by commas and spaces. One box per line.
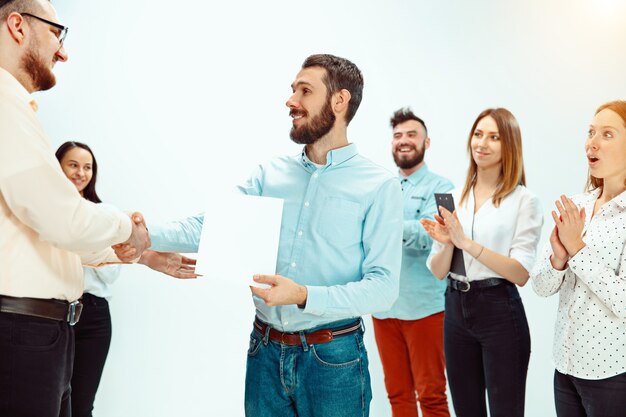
333, 88, 351, 116
5, 12, 27, 45
424, 136, 431, 150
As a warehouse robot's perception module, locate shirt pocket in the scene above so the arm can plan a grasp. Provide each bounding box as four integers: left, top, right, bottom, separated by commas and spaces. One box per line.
318, 197, 363, 247
406, 195, 428, 220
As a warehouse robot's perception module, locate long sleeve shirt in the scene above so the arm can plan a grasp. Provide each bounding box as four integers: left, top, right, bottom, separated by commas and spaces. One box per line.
0, 67, 131, 302
150, 144, 403, 332
427, 185, 543, 282
373, 164, 453, 320
531, 188, 626, 379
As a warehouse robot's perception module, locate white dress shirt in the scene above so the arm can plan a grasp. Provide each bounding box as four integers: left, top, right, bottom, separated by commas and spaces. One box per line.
427, 185, 543, 281
0, 67, 131, 302
531, 188, 626, 380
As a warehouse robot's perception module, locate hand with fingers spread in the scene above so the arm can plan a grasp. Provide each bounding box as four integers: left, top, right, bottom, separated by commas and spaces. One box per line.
437, 206, 470, 250
420, 213, 452, 245
138, 250, 198, 279
113, 212, 151, 262
552, 195, 586, 257
250, 274, 308, 307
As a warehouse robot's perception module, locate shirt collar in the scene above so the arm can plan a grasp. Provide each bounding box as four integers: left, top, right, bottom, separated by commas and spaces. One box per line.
399, 164, 429, 186
300, 143, 358, 170
0, 66, 38, 112
595, 187, 626, 209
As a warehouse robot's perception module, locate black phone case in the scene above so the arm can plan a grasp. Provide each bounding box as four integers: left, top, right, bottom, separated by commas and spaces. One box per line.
434, 193, 466, 276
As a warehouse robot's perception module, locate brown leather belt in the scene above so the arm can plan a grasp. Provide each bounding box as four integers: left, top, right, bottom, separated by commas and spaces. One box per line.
253, 318, 362, 346
0, 295, 83, 326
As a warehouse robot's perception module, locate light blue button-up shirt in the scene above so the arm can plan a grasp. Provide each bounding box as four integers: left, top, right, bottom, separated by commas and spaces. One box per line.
373, 164, 453, 321
149, 144, 403, 332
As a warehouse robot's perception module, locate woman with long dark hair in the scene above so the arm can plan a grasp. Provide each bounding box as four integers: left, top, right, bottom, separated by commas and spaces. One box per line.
421, 108, 543, 417
55, 141, 196, 417
531, 101, 626, 417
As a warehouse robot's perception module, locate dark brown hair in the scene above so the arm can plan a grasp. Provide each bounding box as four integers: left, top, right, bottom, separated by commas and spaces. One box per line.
460, 108, 526, 207
389, 107, 428, 135
55, 141, 102, 203
301, 54, 363, 125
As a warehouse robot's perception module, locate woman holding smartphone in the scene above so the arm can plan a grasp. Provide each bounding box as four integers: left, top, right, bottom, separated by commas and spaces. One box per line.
421, 108, 543, 417
56, 141, 196, 417
531, 100, 626, 417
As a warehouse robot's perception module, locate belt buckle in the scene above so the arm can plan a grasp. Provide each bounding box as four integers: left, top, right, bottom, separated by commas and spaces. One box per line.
67, 300, 83, 326
459, 281, 471, 292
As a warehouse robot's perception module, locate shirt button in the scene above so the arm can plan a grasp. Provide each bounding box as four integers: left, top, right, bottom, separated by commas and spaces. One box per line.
298, 231, 303, 236
291, 262, 297, 268
313, 173, 318, 178
284, 321, 289, 326
304, 201, 310, 207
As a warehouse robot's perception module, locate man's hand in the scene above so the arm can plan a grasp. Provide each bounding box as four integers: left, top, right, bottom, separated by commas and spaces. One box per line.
250, 274, 307, 307
113, 212, 151, 262
138, 250, 198, 279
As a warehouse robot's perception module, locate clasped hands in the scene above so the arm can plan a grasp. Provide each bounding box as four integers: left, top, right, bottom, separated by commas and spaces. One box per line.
549, 195, 586, 270
112, 212, 198, 279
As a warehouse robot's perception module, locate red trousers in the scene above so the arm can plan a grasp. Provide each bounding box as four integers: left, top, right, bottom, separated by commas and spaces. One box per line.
373, 313, 450, 417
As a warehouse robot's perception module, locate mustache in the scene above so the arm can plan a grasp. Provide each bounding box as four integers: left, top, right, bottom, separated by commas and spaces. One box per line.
290, 109, 307, 118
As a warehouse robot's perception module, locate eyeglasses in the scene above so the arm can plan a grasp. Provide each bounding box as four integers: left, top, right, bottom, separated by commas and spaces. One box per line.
21, 12, 68, 45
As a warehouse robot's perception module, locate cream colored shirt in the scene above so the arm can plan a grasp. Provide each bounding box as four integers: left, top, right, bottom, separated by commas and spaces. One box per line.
0, 67, 132, 302
531, 188, 626, 380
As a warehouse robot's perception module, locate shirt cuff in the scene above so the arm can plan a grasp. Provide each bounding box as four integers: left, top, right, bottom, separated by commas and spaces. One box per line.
568, 245, 596, 281
302, 285, 328, 316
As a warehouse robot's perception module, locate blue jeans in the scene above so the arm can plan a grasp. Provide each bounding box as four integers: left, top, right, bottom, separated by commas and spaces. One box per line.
444, 282, 531, 417
244, 318, 372, 417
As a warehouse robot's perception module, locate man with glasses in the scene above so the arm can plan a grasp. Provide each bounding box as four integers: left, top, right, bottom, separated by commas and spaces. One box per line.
0, 1, 151, 416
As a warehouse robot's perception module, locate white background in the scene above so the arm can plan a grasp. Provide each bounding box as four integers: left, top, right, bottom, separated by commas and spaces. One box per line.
37, 0, 626, 416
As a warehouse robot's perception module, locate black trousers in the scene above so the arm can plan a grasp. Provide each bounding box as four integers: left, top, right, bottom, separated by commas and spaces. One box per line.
71, 293, 112, 417
0, 311, 74, 417
444, 282, 531, 417
554, 369, 626, 417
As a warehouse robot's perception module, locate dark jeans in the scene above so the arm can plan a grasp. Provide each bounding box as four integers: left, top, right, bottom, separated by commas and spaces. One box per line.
554, 369, 626, 417
444, 282, 530, 417
0, 311, 74, 417
245, 318, 372, 417
71, 293, 112, 417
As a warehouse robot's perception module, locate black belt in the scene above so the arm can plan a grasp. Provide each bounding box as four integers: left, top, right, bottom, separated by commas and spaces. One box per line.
0, 295, 83, 325
447, 277, 511, 292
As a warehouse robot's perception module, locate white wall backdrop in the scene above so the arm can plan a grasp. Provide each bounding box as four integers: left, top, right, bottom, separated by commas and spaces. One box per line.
36, 0, 626, 416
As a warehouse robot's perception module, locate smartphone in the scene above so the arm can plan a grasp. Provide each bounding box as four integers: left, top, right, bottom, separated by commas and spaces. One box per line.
433, 193, 466, 276
434, 193, 455, 216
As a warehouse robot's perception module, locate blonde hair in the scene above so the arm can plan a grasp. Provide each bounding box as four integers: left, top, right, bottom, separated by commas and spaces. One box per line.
460, 108, 526, 207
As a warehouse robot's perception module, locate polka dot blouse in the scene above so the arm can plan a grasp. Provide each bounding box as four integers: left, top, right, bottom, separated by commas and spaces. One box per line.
531, 188, 626, 380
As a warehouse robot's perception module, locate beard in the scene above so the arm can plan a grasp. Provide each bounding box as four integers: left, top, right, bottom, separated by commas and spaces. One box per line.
289, 99, 336, 145
20, 37, 56, 92
393, 146, 425, 169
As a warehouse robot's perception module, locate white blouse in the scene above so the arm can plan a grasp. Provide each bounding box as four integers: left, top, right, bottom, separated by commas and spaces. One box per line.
531, 188, 626, 380
427, 185, 543, 281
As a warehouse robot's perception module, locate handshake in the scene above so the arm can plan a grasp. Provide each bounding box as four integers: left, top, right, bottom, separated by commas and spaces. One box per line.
112, 212, 197, 279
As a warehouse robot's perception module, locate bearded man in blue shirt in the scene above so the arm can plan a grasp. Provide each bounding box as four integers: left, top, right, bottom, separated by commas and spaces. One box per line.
140, 54, 403, 417
372, 108, 453, 417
